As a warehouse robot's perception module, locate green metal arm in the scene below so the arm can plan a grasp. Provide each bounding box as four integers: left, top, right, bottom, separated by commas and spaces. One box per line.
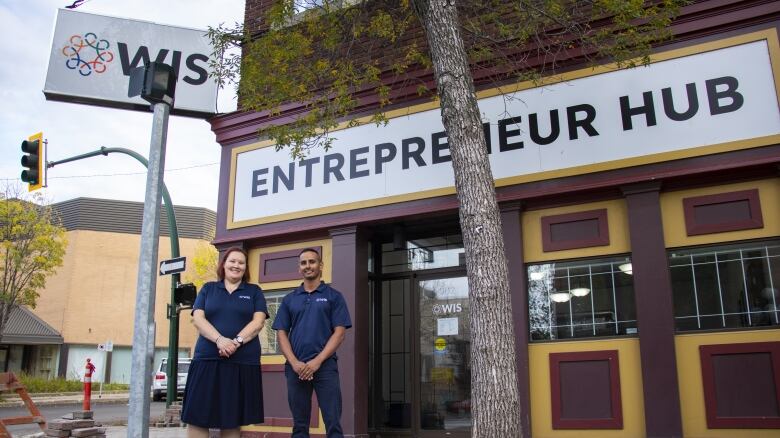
48, 146, 183, 407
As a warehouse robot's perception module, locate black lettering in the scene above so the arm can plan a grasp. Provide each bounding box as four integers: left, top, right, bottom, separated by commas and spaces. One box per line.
118, 43, 150, 75
350, 147, 370, 179
118, 44, 171, 75
298, 157, 320, 187
324, 153, 345, 183
483, 122, 492, 154
251, 168, 269, 197
184, 54, 209, 86
620, 92, 655, 131
374, 143, 396, 174
498, 116, 523, 152
529, 110, 560, 145
431, 132, 451, 164
402, 137, 426, 170
567, 104, 599, 139
170, 51, 182, 80
272, 163, 295, 194
662, 83, 699, 121
706, 76, 744, 115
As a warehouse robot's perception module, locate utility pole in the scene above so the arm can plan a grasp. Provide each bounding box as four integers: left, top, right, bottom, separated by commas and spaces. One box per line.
126, 62, 177, 438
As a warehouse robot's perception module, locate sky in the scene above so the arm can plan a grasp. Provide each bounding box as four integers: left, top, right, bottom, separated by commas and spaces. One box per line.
0, 0, 246, 211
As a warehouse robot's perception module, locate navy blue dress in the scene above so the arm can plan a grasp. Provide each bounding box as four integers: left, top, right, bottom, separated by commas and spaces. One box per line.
181, 281, 268, 429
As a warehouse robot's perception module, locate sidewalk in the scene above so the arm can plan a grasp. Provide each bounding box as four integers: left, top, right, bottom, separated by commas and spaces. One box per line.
7, 392, 193, 437
20, 425, 188, 438
103, 425, 188, 437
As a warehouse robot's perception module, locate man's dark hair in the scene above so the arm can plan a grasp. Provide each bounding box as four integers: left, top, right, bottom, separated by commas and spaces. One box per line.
298, 247, 321, 261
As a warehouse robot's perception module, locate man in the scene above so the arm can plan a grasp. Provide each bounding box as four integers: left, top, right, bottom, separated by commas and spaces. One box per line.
272, 248, 352, 437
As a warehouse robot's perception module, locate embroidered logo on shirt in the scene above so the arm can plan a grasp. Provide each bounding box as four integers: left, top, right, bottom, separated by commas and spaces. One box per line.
239, 295, 251, 300
315, 298, 328, 302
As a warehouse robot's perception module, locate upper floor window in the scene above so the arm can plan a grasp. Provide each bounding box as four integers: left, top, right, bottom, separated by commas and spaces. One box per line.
527, 256, 636, 341
670, 240, 780, 332
381, 234, 464, 273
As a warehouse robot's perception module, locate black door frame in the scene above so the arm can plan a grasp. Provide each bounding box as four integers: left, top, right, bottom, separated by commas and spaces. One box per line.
370, 266, 470, 438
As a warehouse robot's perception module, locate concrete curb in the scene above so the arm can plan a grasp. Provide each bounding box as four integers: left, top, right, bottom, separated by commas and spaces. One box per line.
0, 392, 129, 408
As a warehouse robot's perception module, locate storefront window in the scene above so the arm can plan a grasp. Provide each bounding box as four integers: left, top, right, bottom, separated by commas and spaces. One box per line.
670, 240, 780, 331
381, 234, 464, 273
261, 289, 292, 354
527, 256, 637, 341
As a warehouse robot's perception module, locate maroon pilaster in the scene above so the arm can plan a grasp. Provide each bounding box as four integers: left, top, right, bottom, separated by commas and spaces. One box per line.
621, 182, 683, 438
329, 226, 370, 438
500, 202, 531, 438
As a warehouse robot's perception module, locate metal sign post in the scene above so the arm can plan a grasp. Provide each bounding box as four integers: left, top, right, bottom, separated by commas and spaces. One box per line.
127, 62, 176, 438
159, 255, 186, 407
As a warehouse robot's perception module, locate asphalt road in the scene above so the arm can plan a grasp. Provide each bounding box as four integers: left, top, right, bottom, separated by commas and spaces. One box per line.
0, 401, 166, 436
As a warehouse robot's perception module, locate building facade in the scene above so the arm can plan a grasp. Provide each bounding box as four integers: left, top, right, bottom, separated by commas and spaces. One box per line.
210, 1, 780, 437
30, 197, 215, 383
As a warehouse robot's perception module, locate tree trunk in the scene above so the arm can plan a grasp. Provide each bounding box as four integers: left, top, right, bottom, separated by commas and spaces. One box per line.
411, 0, 521, 436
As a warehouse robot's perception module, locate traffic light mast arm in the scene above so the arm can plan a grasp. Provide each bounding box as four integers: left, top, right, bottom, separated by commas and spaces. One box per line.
48, 146, 180, 258
48, 145, 184, 407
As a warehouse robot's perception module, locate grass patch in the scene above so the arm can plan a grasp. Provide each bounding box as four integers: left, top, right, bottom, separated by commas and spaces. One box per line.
18, 374, 129, 393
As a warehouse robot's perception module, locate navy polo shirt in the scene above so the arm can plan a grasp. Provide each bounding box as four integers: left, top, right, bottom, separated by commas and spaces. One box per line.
192, 281, 268, 365
272, 282, 352, 363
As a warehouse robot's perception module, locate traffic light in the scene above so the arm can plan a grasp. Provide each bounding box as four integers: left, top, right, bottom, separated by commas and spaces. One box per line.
20, 132, 43, 191
174, 283, 197, 306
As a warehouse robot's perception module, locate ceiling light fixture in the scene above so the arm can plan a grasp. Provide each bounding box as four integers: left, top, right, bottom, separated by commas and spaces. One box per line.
550, 292, 571, 303
570, 287, 591, 297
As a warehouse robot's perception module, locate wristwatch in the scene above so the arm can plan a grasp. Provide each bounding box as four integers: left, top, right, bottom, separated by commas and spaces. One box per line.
234, 335, 244, 346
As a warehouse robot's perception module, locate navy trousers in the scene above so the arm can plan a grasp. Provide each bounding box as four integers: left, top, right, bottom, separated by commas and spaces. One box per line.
285, 358, 343, 437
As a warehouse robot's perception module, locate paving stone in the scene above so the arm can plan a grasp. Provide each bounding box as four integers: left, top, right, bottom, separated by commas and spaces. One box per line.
46, 419, 70, 430
71, 411, 94, 419
70, 427, 103, 437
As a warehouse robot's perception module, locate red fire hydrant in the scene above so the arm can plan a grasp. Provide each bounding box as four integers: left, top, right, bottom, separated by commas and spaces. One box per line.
83, 358, 96, 411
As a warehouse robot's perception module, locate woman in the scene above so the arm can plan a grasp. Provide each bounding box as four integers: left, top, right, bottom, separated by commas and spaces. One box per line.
181, 247, 268, 437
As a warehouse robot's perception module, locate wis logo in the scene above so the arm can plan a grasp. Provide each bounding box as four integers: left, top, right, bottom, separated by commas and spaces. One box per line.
62, 32, 208, 85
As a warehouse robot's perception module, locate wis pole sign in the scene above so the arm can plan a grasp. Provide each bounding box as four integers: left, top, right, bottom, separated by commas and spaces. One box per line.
159, 257, 186, 276
44, 8, 217, 118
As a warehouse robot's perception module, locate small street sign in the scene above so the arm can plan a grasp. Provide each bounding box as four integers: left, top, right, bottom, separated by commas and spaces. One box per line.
159, 256, 186, 276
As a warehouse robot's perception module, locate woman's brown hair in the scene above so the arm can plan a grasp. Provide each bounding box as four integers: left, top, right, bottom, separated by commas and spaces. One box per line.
217, 247, 251, 283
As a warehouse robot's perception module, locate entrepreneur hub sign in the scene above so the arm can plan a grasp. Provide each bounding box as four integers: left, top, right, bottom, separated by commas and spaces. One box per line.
230, 34, 780, 227
44, 8, 217, 118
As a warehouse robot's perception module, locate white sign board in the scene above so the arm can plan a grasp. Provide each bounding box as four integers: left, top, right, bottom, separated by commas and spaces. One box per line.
437, 317, 459, 336
44, 8, 217, 117
231, 37, 780, 227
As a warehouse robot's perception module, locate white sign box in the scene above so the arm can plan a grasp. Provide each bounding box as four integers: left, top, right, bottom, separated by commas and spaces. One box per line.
44, 8, 217, 117
230, 35, 780, 227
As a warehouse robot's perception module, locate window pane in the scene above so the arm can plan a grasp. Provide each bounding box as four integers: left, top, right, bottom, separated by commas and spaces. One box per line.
694, 263, 722, 317
527, 256, 634, 341
381, 234, 464, 273
718, 260, 745, 315
670, 240, 780, 332
261, 290, 290, 354
670, 265, 696, 318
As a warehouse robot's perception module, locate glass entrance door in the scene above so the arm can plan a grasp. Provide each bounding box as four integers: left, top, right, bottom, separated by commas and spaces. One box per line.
418, 276, 471, 436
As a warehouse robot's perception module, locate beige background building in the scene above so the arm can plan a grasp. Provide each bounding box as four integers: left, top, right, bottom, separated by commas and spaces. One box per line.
28, 197, 215, 382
